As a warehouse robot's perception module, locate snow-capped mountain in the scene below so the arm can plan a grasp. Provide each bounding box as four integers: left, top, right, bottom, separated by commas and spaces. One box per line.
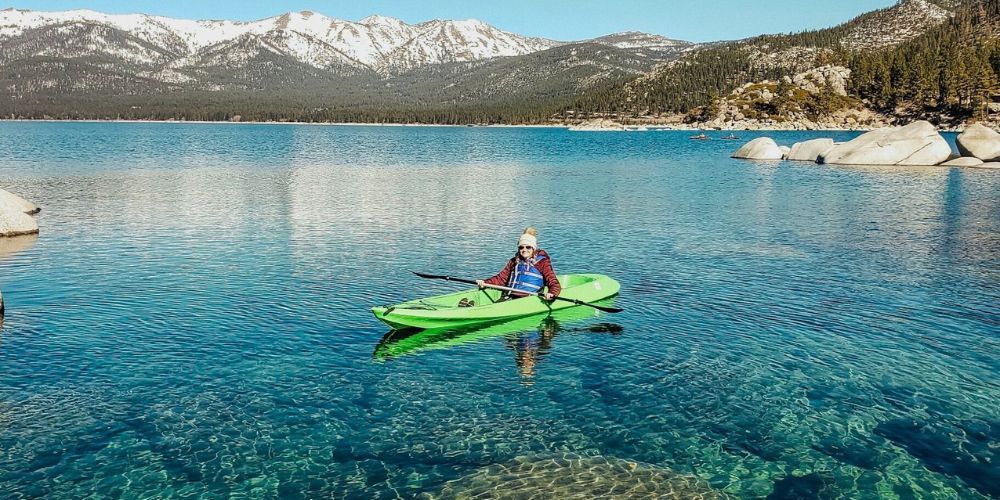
0, 7, 699, 119
0, 8, 562, 75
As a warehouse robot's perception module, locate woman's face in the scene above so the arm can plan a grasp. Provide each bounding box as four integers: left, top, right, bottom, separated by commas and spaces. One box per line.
518, 244, 534, 259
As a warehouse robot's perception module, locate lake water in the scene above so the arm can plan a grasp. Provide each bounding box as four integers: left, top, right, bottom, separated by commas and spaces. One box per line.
0, 122, 997, 499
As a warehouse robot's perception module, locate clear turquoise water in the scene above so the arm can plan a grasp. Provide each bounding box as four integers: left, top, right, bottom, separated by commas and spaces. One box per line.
0, 122, 997, 499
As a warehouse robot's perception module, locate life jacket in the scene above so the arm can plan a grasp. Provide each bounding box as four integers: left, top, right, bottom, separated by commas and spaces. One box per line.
508, 252, 547, 295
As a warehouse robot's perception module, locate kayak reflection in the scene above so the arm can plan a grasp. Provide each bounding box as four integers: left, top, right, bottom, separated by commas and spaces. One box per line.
374, 300, 623, 383
506, 316, 623, 385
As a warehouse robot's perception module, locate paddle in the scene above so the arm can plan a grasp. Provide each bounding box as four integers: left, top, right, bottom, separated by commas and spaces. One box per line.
411, 271, 623, 313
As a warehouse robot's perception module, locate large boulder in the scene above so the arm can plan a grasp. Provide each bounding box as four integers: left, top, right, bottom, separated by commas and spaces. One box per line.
732, 137, 784, 160
568, 118, 625, 131
940, 157, 984, 167
0, 188, 39, 215
0, 208, 38, 237
956, 123, 1000, 161
818, 121, 952, 166
787, 138, 835, 162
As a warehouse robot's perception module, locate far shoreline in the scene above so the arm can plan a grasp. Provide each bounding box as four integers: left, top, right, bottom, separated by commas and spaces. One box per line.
0, 117, 893, 132
0, 117, 975, 133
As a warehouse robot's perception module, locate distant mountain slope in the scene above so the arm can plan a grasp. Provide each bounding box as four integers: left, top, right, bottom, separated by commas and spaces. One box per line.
386, 42, 678, 104
840, 0, 955, 50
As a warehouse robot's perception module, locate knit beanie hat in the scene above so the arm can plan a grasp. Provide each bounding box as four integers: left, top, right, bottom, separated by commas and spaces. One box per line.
518, 233, 537, 248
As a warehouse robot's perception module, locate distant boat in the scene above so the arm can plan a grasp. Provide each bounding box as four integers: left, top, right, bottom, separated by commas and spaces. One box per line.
720, 133, 741, 140
689, 133, 710, 140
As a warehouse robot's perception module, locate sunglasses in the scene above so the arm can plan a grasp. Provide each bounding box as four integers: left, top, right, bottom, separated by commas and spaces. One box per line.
518, 245, 534, 250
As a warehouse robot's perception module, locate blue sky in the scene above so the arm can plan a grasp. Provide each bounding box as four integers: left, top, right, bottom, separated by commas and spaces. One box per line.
7, 1, 896, 42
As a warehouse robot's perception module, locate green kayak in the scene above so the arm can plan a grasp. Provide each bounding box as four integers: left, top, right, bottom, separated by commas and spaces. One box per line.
372, 274, 620, 330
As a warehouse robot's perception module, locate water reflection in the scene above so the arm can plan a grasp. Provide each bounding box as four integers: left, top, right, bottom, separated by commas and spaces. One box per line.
0, 234, 37, 326
0, 234, 37, 261
374, 306, 623, 385
506, 317, 624, 385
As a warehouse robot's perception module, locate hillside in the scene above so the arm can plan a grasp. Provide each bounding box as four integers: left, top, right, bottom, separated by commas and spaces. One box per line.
567, 0, 999, 127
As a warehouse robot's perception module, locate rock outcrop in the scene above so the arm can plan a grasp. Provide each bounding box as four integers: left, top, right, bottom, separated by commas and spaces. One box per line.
787, 139, 835, 161
788, 65, 851, 96
732, 137, 784, 160
940, 157, 984, 167
818, 121, 951, 166
0, 188, 39, 215
0, 188, 40, 237
568, 118, 625, 131
0, 209, 38, 237
956, 124, 1000, 161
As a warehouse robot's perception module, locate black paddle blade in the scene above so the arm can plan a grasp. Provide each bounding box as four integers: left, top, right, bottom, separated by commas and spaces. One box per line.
550, 296, 623, 313
587, 304, 624, 313
411, 271, 477, 286
411, 271, 441, 279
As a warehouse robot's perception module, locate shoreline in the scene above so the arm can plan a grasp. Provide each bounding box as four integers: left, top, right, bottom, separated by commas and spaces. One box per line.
0, 118, 975, 133
0, 118, 567, 128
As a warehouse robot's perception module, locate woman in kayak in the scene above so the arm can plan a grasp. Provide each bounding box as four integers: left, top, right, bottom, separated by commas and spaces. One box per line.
476, 227, 561, 300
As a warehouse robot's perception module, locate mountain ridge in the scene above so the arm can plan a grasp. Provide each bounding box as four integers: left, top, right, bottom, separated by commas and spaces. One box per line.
0, 8, 566, 75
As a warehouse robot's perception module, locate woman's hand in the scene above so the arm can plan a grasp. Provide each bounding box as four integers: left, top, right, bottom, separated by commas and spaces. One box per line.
476, 280, 485, 289
543, 292, 554, 301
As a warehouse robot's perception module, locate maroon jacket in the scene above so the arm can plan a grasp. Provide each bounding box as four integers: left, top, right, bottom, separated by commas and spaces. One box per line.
484, 249, 561, 297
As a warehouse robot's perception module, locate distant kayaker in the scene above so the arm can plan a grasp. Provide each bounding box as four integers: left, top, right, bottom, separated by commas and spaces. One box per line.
477, 227, 561, 300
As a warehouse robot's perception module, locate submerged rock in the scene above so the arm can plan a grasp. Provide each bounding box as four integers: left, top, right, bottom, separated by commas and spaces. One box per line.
786, 138, 835, 162
874, 418, 999, 498
0, 187, 39, 215
956, 123, 1000, 161
940, 157, 984, 167
429, 454, 728, 499
818, 121, 952, 166
768, 473, 835, 500
732, 137, 784, 160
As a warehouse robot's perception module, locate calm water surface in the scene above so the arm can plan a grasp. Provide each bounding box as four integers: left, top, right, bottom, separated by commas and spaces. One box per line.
0, 122, 997, 498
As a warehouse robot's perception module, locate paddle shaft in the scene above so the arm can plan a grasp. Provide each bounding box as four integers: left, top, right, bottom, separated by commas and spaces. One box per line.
411, 272, 622, 313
